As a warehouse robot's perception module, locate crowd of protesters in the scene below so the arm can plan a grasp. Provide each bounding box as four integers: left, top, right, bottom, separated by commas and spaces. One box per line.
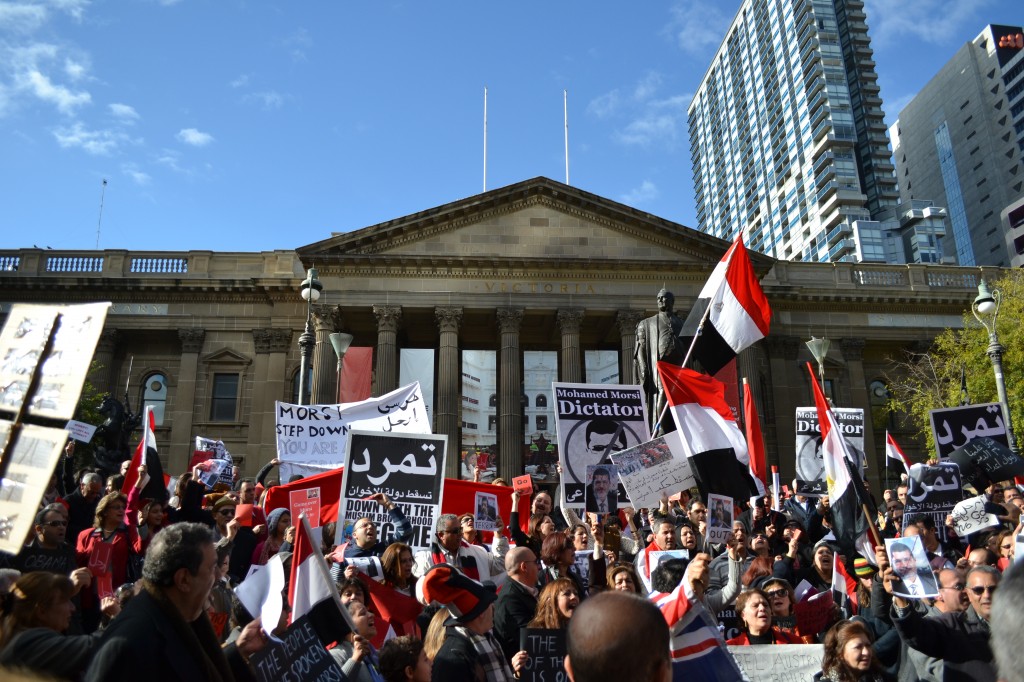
3, 442, 1024, 682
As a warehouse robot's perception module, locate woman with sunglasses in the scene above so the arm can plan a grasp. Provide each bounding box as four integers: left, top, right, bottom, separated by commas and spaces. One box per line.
727, 589, 803, 645
761, 578, 816, 643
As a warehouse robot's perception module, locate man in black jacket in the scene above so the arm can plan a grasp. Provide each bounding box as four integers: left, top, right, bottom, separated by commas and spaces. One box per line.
493, 546, 540, 662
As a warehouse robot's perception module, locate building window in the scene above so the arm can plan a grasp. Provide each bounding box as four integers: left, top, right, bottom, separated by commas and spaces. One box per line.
536, 415, 548, 431
489, 393, 498, 407
536, 394, 548, 408
141, 372, 168, 426
211, 373, 239, 421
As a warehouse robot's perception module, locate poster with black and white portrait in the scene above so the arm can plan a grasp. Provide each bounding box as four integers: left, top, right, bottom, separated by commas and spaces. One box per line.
795, 407, 865, 496
553, 382, 649, 508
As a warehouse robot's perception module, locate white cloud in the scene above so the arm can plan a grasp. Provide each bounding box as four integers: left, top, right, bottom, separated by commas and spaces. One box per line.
665, 0, 733, 56
245, 90, 285, 109
0, 3, 48, 33
156, 149, 184, 172
229, 74, 250, 88
121, 162, 151, 185
22, 69, 90, 113
864, 0, 993, 46
109, 102, 139, 121
53, 122, 123, 155
883, 92, 916, 126
64, 57, 86, 81
633, 72, 662, 101
49, 0, 89, 21
177, 127, 213, 146
587, 90, 621, 119
621, 180, 660, 205
615, 94, 692, 148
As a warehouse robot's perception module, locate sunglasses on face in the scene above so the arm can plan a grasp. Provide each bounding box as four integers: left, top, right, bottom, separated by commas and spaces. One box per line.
940, 583, 965, 591
43, 520, 68, 527
765, 588, 788, 599
969, 585, 998, 596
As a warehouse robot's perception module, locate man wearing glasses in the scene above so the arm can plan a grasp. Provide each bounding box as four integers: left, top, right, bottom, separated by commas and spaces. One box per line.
413, 513, 508, 584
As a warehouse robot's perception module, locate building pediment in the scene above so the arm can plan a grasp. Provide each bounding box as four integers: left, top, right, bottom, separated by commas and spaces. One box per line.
297, 177, 773, 273
200, 347, 252, 366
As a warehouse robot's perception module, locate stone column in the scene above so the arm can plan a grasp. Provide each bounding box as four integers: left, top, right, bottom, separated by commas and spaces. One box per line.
435, 307, 464, 478
311, 305, 343, 405
168, 328, 205, 475
764, 335, 801, 484
841, 337, 878, 489
248, 328, 293, 475
616, 311, 644, 385
373, 305, 402, 396
88, 328, 118, 394
557, 309, 584, 383
497, 308, 524, 480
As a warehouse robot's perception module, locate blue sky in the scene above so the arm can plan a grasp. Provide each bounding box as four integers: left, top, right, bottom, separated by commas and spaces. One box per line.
0, 0, 1019, 252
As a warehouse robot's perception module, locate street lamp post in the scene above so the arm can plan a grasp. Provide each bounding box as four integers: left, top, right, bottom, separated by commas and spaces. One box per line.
297, 267, 322, 406
329, 332, 354, 403
972, 278, 1018, 454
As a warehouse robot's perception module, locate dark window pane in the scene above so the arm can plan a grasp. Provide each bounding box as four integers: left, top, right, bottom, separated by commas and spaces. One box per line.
211, 373, 239, 421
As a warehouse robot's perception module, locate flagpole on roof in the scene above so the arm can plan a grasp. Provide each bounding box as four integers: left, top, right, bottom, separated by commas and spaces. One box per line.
483, 87, 488, 192
564, 89, 570, 185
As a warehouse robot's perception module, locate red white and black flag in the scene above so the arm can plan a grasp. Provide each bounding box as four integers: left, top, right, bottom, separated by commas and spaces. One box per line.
290, 514, 354, 646
120, 406, 166, 501
681, 236, 771, 375
885, 431, 912, 474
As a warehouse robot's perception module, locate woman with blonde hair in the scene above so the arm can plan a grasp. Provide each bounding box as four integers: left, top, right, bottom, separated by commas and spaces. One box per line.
527, 577, 579, 630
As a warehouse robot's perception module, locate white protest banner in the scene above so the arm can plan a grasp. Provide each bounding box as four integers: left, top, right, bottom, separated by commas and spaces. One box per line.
706, 494, 734, 545
553, 382, 650, 508
276, 381, 431, 480
610, 431, 696, 509
729, 644, 824, 682
65, 419, 97, 443
0, 422, 68, 554
951, 495, 1000, 536
335, 430, 447, 552
0, 302, 111, 420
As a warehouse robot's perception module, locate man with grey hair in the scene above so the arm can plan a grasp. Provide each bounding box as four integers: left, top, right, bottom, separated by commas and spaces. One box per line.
85, 522, 265, 681
66, 471, 103, 541
992, 561, 1024, 682
412, 513, 507, 584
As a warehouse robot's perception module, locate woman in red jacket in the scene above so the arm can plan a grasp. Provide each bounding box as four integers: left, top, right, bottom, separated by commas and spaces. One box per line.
727, 588, 803, 645
75, 491, 142, 632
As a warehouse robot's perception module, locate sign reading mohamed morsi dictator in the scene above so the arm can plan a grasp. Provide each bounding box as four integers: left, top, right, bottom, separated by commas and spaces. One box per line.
794, 407, 865, 496
553, 382, 650, 508
335, 430, 447, 553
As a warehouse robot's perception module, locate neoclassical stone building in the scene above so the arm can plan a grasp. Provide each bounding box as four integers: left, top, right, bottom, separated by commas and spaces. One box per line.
0, 178, 999, 491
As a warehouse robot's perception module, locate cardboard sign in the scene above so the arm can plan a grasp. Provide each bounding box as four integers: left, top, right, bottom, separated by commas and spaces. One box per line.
951, 495, 1001, 536
729, 644, 824, 682
904, 462, 963, 515
512, 474, 534, 496
0, 421, 68, 554
930, 403, 1009, 458
88, 543, 112, 576
795, 407, 865, 496
705, 494, 734, 545
249, 614, 344, 682
885, 536, 939, 599
234, 503, 255, 528
609, 432, 697, 509
949, 437, 1024, 489
474, 491, 500, 531
289, 488, 322, 529
65, 419, 97, 443
518, 628, 567, 682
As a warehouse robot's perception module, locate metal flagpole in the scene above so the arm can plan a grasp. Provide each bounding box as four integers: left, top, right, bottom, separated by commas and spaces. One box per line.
483, 87, 488, 192
564, 90, 569, 185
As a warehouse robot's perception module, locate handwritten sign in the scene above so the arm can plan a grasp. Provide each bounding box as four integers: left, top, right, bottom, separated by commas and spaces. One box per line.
930, 403, 1008, 459
65, 419, 97, 443
335, 430, 447, 553
289, 488, 322, 529
949, 437, 1024, 489
553, 382, 650, 509
276, 382, 431, 481
610, 432, 696, 509
729, 644, 824, 682
512, 474, 533, 496
519, 628, 567, 682
951, 495, 1000, 536
249, 614, 344, 682
706, 494, 734, 545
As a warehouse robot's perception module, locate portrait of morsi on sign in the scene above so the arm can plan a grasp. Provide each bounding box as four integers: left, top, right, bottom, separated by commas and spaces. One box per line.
275, 381, 431, 481
552, 381, 650, 508
335, 430, 447, 552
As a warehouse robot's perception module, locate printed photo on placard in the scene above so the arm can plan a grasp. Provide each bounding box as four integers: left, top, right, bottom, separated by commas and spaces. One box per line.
474, 491, 500, 531
706, 494, 734, 545
885, 536, 938, 599
585, 464, 620, 516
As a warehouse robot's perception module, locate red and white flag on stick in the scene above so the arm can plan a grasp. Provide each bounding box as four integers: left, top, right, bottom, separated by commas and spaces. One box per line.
289, 514, 355, 645
742, 377, 768, 494
885, 431, 912, 474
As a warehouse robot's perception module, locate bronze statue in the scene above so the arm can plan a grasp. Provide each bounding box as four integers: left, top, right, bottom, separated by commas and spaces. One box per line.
634, 289, 685, 433
92, 393, 142, 477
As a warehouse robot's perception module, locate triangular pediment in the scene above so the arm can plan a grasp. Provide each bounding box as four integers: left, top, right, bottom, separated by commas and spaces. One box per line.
298, 177, 773, 271
200, 348, 252, 366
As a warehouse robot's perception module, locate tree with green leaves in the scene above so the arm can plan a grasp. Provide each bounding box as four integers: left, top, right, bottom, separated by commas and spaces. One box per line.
887, 271, 1024, 457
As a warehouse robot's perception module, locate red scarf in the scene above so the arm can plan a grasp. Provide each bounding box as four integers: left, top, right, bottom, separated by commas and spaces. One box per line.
430, 542, 480, 581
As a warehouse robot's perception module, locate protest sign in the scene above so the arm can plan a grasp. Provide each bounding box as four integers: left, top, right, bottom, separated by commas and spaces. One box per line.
572, 551, 591, 584
585, 463, 621, 515
249, 614, 344, 682
234, 503, 255, 527
706, 494, 734, 545
195, 458, 230, 489
729, 644, 824, 682
903, 462, 964, 539
335, 430, 447, 552
930, 403, 1009, 458
65, 419, 97, 443
276, 381, 431, 480
649, 549, 690, 573
512, 474, 533, 496
949, 437, 1024, 489
553, 382, 650, 508
346, 556, 384, 580
518, 628, 567, 682
474, 491, 499, 531
289, 488, 322, 529
0, 422, 69, 554
794, 589, 833, 637
951, 495, 1001, 536
195, 436, 230, 459
885, 536, 939, 599
609, 432, 696, 509
794, 406, 864, 496
0, 302, 110, 420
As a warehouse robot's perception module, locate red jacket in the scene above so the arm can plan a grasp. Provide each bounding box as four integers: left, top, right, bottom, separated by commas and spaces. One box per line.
727, 627, 804, 646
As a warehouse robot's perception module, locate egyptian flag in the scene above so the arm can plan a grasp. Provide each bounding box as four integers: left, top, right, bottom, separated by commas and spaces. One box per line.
808, 362, 874, 562
885, 431, 912, 474
681, 236, 771, 375
357, 572, 424, 648
289, 514, 353, 646
742, 377, 768, 493
655, 579, 745, 681
658, 362, 762, 502
120, 406, 166, 501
